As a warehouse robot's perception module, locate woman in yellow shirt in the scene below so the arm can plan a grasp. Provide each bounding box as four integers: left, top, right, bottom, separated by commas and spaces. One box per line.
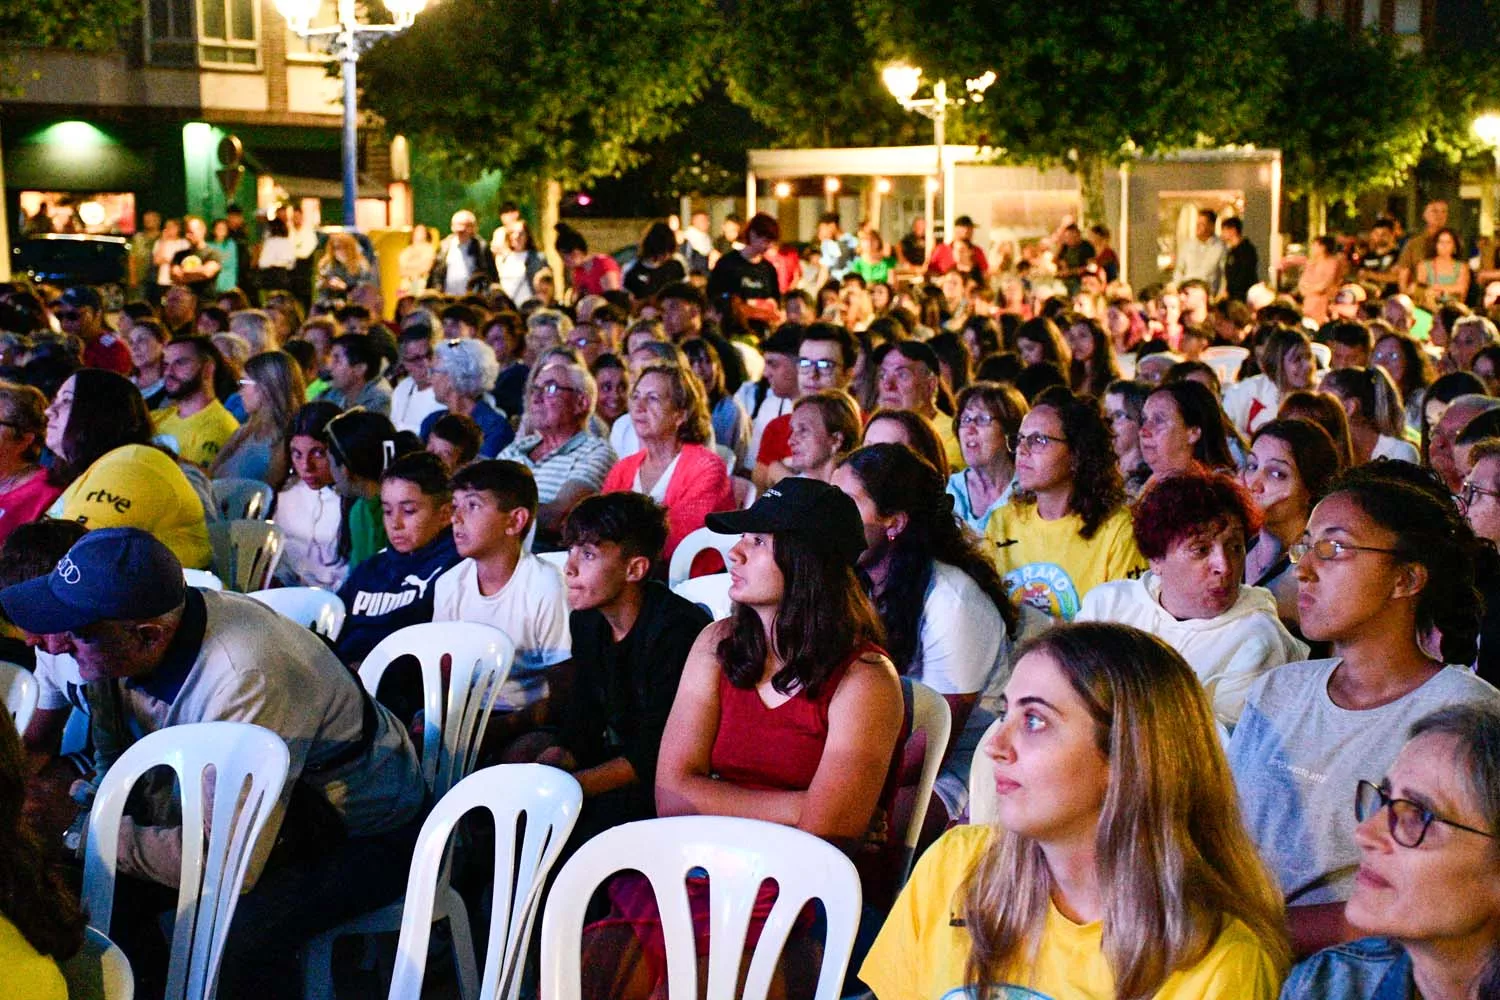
985, 386, 1145, 620
861, 622, 1289, 1000
0, 711, 82, 1000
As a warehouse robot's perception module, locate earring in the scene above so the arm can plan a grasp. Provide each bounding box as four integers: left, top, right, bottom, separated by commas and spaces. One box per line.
886, 528, 898, 541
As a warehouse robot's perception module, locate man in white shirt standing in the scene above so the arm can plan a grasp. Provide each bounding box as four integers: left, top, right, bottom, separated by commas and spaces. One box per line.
390, 322, 445, 435
1173, 208, 1229, 298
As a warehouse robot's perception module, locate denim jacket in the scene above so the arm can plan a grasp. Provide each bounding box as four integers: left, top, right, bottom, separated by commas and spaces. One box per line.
1279, 938, 1413, 1000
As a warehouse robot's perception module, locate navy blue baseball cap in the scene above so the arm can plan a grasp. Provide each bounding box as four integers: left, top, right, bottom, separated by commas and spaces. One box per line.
0, 527, 186, 635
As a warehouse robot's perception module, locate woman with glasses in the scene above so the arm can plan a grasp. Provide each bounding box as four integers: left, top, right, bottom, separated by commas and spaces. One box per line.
947, 381, 1027, 535
1241, 419, 1343, 629
985, 386, 1146, 621
210, 350, 306, 484
419, 337, 513, 459
1229, 462, 1500, 959
1281, 704, 1500, 999
862, 623, 1289, 1000
601, 361, 733, 565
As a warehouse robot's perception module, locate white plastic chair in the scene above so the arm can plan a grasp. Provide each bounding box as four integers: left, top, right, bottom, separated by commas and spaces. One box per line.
301, 622, 516, 1000
541, 815, 862, 1000
246, 587, 347, 641
1200, 345, 1249, 387
388, 765, 583, 1000
0, 659, 38, 733
968, 716, 1003, 826
900, 680, 952, 885
672, 573, 733, 621
61, 926, 135, 1000
211, 477, 275, 521
208, 520, 284, 593
535, 549, 569, 573
183, 568, 225, 591
715, 443, 736, 473
667, 526, 739, 587
83, 721, 291, 1000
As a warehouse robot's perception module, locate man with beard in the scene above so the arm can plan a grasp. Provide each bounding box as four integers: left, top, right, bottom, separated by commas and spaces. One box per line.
151, 336, 240, 467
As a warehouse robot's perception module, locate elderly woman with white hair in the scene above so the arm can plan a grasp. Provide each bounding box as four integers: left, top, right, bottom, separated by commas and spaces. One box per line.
419, 337, 514, 458
229, 308, 277, 354
498, 359, 617, 545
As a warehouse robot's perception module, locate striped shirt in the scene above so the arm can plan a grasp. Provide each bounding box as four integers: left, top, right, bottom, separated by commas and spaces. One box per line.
499, 430, 617, 503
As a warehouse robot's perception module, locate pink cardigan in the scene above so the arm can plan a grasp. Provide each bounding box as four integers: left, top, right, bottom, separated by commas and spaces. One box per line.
601, 443, 734, 564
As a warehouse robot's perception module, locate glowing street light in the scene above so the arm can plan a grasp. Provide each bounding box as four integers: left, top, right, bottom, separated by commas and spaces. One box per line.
773, 181, 793, 199
1475, 113, 1500, 150
275, 0, 433, 226
883, 60, 994, 252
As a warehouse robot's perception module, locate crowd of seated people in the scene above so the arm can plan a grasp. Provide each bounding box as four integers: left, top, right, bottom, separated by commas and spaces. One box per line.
8, 200, 1500, 1000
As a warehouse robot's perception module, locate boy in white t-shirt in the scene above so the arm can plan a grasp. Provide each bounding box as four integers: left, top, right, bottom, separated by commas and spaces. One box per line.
431, 460, 571, 720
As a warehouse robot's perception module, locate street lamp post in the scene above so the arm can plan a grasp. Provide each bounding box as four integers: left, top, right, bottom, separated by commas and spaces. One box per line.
275, 0, 431, 228
882, 63, 994, 254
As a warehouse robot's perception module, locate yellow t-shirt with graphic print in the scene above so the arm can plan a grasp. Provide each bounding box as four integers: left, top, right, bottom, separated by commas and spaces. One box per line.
56, 443, 212, 569
153, 400, 240, 467
860, 825, 1283, 1000
983, 502, 1144, 621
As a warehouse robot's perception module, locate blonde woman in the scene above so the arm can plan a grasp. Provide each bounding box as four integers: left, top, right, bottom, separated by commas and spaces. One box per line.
862, 622, 1289, 1000
398, 224, 438, 296
210, 350, 307, 485
315, 232, 375, 298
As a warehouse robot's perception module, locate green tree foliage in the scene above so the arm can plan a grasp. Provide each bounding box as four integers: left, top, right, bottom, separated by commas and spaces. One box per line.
358, 0, 718, 191
2, 0, 142, 52
718, 1, 917, 148
1251, 20, 1432, 203
856, 0, 1293, 168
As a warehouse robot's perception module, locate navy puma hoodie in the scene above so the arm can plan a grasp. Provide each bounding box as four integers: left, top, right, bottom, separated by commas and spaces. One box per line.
336, 528, 460, 664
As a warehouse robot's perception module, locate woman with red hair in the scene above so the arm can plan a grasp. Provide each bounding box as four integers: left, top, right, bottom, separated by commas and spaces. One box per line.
1077, 469, 1307, 728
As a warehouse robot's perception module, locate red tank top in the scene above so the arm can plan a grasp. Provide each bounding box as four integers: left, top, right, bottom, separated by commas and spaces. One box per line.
709, 643, 881, 792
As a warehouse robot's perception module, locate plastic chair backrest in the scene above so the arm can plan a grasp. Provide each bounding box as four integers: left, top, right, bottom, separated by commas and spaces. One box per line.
388, 765, 582, 1000
1199, 345, 1249, 387
183, 568, 225, 591
535, 549, 569, 572
671, 573, 733, 621
968, 716, 1003, 826
83, 721, 290, 1000
667, 526, 739, 587
541, 815, 861, 1000
207, 520, 284, 593
358, 621, 515, 797
715, 444, 736, 472
0, 659, 38, 733
901, 679, 952, 883
246, 587, 347, 640
211, 477, 275, 521
61, 925, 135, 1000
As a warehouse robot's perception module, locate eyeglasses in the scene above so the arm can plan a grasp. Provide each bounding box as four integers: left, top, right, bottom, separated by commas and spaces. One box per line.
530, 382, 576, 399
1371, 349, 1403, 364
1008, 432, 1067, 453
238, 378, 257, 388
1287, 538, 1404, 564
1459, 480, 1500, 508
569, 335, 601, 349
958, 413, 998, 428
1356, 779, 1497, 848
797, 358, 840, 373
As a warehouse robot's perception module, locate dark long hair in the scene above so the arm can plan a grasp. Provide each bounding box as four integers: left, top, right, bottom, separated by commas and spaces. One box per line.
1328, 461, 1484, 664
1067, 317, 1122, 397
841, 444, 1017, 671
1148, 380, 1235, 471
50, 369, 154, 486
716, 531, 885, 699
0, 711, 84, 962
1015, 386, 1125, 539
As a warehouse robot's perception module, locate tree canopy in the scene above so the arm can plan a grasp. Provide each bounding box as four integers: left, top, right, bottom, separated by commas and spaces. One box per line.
2, 0, 141, 52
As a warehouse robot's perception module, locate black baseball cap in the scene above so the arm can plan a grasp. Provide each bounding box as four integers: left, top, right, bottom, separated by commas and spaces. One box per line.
706, 477, 866, 565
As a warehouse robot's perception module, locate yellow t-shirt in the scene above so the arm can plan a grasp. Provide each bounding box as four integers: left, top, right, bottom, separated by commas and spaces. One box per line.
932, 414, 966, 472
153, 400, 240, 467
860, 825, 1283, 1000
984, 502, 1145, 621
0, 913, 67, 1000
57, 443, 212, 569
